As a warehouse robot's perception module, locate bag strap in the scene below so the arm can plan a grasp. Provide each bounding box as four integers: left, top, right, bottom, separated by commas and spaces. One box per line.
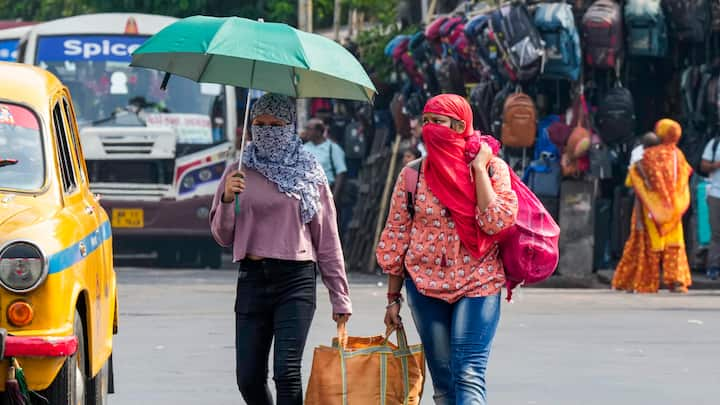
404, 158, 424, 219
383, 325, 410, 351
328, 141, 337, 179
336, 321, 348, 350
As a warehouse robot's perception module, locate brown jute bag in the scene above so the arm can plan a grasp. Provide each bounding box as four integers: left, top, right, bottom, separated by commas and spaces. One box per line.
305, 323, 425, 405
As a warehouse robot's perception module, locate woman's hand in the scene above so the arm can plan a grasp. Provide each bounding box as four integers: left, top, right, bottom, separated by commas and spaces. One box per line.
222, 170, 246, 203
333, 313, 351, 323
471, 142, 493, 171
384, 303, 402, 331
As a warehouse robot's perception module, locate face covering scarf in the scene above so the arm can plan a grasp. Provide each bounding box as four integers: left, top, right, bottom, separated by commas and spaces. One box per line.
243, 94, 327, 223
421, 94, 498, 259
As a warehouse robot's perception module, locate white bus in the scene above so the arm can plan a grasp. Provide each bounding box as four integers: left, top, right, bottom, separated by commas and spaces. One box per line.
21, 13, 237, 268
0, 25, 34, 62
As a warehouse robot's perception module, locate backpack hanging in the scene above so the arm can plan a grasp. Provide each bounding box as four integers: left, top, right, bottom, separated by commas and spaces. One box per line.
491, 83, 514, 138
534, 3, 582, 81
662, 0, 711, 43
470, 80, 500, 133
582, 0, 624, 69
624, 0, 668, 57
489, 4, 546, 82
595, 84, 637, 145
501, 90, 538, 148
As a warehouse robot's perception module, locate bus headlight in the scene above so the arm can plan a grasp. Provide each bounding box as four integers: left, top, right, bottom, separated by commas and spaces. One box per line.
0, 242, 47, 293
198, 168, 213, 182
182, 176, 195, 190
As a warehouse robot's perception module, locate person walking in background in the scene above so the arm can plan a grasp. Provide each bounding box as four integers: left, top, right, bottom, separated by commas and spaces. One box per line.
701, 135, 720, 280
402, 145, 422, 166
302, 118, 348, 202
613, 119, 693, 293
377, 94, 518, 405
210, 94, 352, 405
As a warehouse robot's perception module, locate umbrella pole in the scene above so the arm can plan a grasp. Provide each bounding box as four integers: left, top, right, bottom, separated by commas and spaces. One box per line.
235, 88, 253, 214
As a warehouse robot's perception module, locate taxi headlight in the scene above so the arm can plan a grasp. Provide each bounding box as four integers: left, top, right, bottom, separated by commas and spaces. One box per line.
0, 242, 47, 293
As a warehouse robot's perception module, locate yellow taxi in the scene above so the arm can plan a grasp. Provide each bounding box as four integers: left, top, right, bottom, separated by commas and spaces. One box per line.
0, 62, 117, 404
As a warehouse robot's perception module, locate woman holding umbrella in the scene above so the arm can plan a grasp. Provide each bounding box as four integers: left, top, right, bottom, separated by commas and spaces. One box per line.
210, 93, 352, 405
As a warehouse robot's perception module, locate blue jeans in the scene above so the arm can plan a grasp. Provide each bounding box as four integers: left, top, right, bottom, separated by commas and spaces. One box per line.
405, 279, 501, 405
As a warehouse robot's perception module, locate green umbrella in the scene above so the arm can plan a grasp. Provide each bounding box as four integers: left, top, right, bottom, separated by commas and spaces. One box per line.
131, 15, 375, 102
130, 15, 376, 212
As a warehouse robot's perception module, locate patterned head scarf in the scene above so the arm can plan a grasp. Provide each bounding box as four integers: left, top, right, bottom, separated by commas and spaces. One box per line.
251, 93, 296, 124
243, 94, 327, 223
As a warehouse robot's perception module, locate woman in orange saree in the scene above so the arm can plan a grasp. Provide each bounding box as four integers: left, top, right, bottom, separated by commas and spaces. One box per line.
612, 119, 693, 293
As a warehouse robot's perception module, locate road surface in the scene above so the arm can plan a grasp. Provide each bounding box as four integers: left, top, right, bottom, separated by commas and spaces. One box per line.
109, 265, 720, 405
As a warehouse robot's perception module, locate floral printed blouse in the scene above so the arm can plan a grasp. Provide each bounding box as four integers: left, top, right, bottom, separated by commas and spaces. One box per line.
377, 157, 518, 302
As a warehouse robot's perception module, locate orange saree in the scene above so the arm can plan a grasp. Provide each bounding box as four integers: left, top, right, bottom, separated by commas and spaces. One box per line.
612, 119, 693, 293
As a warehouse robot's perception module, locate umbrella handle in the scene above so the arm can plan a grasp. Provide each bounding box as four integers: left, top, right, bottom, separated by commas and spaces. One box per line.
235, 87, 253, 217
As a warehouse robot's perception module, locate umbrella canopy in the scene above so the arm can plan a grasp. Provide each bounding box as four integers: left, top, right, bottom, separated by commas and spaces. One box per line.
130, 15, 376, 102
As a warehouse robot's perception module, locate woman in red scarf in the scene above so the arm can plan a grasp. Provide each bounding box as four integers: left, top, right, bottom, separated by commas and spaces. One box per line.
377, 94, 518, 404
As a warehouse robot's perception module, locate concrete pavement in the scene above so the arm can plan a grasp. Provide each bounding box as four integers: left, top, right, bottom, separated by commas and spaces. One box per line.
109, 266, 720, 405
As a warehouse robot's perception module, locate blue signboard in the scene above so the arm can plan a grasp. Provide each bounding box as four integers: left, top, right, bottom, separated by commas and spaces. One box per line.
37, 35, 148, 62
0, 39, 19, 62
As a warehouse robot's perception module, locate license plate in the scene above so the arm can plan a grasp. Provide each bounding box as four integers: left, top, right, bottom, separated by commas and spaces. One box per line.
111, 209, 144, 228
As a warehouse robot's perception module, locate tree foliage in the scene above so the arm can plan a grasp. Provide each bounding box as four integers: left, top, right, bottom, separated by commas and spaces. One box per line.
0, 0, 398, 29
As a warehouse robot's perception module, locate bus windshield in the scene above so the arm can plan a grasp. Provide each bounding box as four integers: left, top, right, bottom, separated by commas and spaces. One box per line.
36, 35, 227, 153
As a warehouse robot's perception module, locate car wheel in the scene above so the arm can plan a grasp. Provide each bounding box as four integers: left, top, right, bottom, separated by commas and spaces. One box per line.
41, 310, 87, 405
88, 354, 110, 405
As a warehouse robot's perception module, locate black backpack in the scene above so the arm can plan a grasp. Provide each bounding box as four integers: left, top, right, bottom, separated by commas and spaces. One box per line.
470, 80, 500, 133
436, 55, 466, 95
595, 86, 636, 145
490, 83, 514, 138
489, 4, 546, 82
662, 0, 711, 43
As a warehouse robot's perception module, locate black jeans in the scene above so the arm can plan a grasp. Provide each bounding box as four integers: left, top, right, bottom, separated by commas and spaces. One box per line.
235, 258, 316, 405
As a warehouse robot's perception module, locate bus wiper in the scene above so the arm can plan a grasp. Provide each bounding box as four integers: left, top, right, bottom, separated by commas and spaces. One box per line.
0, 159, 18, 168
92, 108, 131, 126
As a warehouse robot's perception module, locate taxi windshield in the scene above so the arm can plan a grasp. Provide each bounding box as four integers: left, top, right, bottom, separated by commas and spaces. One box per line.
0, 103, 44, 191
36, 35, 227, 148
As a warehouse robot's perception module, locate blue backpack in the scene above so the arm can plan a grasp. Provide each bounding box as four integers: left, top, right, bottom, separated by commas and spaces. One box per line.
524, 115, 562, 198
624, 0, 668, 57
534, 3, 581, 81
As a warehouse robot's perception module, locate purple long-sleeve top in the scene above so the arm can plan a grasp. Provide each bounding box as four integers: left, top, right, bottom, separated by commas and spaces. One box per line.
210, 165, 352, 314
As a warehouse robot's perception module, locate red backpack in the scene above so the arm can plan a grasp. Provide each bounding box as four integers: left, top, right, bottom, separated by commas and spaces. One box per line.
582, 0, 623, 69
402, 157, 560, 300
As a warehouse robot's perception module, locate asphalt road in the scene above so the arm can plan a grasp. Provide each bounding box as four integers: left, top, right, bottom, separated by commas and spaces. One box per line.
109, 264, 720, 405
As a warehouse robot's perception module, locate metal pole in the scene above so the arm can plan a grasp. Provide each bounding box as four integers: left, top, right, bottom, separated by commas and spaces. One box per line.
297, 0, 309, 131
421, 0, 429, 24
333, 0, 342, 41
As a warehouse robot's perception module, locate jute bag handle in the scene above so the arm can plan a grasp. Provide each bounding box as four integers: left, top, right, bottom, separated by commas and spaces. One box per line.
336, 321, 349, 350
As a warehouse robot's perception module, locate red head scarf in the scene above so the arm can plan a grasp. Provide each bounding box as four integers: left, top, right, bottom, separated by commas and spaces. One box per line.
421, 94, 497, 259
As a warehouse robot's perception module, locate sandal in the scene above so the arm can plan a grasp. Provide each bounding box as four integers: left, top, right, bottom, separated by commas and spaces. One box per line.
670, 284, 688, 294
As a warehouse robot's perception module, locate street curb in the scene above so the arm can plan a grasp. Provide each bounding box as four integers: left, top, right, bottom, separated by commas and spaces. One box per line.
596, 269, 720, 290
